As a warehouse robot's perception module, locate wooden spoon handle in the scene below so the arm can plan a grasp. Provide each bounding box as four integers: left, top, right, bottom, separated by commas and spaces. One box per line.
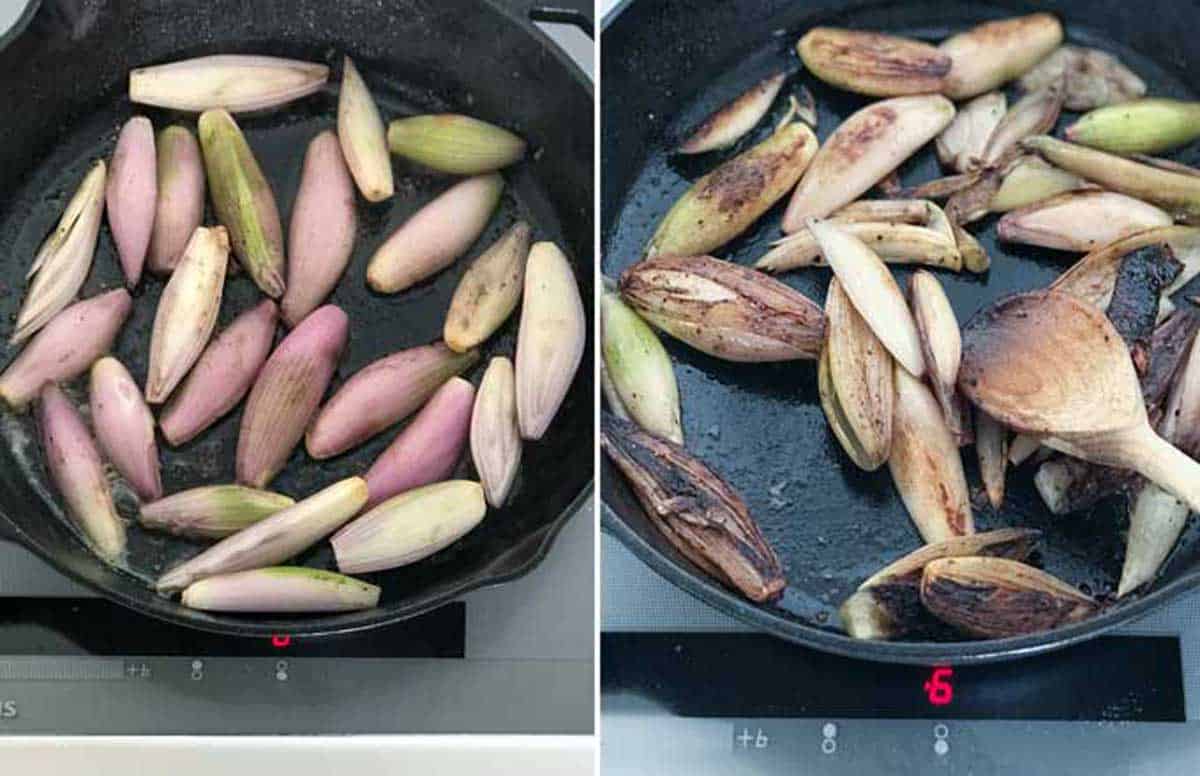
1128, 427, 1200, 514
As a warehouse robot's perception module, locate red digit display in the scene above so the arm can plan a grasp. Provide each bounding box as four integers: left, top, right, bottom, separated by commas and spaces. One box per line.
924, 666, 954, 706
271, 634, 292, 648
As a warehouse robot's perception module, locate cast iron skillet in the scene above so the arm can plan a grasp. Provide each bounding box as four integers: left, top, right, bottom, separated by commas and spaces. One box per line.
601, 0, 1200, 664
0, 0, 594, 637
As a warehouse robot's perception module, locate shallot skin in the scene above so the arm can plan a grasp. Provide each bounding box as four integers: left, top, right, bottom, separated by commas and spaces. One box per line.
144, 225, 230, 404
331, 480, 487, 575
363, 377, 476, 509
38, 383, 126, 563
157, 476, 367, 593
471, 356, 523, 508
89, 357, 162, 501
516, 242, 587, 440
339, 56, 394, 202
306, 342, 478, 460
129, 55, 329, 113
366, 174, 504, 294
106, 116, 157, 287
281, 130, 358, 327
236, 305, 347, 488
0, 289, 132, 410
11, 161, 107, 346
159, 299, 278, 446
147, 125, 206, 276
181, 567, 380, 612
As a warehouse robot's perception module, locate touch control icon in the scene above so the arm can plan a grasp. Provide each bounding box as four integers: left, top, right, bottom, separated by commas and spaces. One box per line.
933, 723, 950, 756
736, 727, 769, 749
821, 722, 837, 755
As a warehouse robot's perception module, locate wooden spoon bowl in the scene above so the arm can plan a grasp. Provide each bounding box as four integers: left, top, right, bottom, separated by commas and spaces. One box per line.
959, 290, 1143, 435
959, 289, 1200, 513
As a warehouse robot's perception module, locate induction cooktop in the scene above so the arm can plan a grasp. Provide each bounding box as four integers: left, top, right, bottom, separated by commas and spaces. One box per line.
601, 533, 1200, 775
0, 506, 593, 736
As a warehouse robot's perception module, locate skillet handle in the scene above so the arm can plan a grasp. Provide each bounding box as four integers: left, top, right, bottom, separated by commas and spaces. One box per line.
498, 0, 594, 39
599, 501, 622, 534
529, 2, 595, 37
0, 0, 40, 51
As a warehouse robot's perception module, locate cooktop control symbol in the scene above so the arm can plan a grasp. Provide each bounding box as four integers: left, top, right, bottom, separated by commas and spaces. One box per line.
821, 722, 837, 755
275, 660, 289, 682
190, 660, 204, 681
735, 727, 769, 749
933, 723, 950, 756
125, 661, 151, 680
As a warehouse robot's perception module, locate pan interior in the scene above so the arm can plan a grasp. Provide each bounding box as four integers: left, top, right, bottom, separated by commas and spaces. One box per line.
0, 0, 593, 636
601, 2, 1200, 653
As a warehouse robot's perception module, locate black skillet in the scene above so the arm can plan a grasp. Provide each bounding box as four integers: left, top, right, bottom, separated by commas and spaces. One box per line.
0, 0, 594, 638
601, 0, 1200, 664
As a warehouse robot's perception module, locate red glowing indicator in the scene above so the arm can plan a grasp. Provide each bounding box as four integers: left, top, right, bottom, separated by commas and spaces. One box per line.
271, 634, 292, 648
924, 667, 954, 706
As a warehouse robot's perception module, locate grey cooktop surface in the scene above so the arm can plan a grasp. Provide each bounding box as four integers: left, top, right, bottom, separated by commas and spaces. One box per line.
601, 532, 1200, 775
0, 506, 592, 738
0, 506, 593, 735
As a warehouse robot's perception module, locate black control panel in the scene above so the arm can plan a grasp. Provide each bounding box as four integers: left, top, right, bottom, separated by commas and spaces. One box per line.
603, 633, 1186, 722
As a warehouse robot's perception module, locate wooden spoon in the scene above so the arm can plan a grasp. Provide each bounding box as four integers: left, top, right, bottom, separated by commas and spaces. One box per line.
959, 289, 1200, 513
